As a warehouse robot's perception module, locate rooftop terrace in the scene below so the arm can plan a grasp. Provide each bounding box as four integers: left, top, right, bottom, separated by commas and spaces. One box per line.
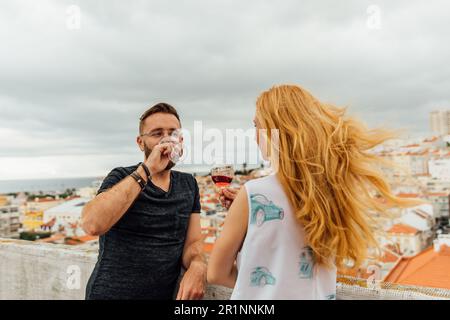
1, 238, 449, 300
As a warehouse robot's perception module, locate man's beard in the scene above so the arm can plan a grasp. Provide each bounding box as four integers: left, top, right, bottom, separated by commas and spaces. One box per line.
144, 143, 176, 171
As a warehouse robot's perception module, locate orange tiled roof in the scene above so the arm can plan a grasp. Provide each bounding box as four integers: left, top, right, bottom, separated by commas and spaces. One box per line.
412, 209, 430, 219
74, 235, 98, 242
427, 192, 449, 197
397, 193, 420, 198
201, 226, 217, 231
203, 242, 214, 254
203, 198, 219, 204
338, 267, 371, 279
34, 198, 59, 203
64, 196, 81, 201
423, 137, 438, 143
387, 223, 419, 235
402, 144, 420, 148
36, 234, 65, 243
385, 243, 402, 255
64, 235, 98, 245
384, 245, 450, 289
380, 250, 400, 263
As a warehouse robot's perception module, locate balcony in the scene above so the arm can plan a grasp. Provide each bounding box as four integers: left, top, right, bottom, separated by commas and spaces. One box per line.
1, 238, 449, 300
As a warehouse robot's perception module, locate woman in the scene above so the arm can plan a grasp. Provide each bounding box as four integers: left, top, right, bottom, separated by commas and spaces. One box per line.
207, 84, 421, 299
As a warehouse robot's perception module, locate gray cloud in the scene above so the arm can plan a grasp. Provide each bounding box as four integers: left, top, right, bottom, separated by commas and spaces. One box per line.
0, 0, 449, 178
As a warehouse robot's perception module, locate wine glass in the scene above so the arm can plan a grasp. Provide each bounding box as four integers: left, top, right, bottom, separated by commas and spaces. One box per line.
211, 165, 234, 212
158, 129, 183, 163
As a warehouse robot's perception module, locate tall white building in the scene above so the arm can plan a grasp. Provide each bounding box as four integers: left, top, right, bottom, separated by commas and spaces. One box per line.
43, 198, 90, 236
429, 159, 450, 180
430, 110, 450, 136
0, 205, 21, 238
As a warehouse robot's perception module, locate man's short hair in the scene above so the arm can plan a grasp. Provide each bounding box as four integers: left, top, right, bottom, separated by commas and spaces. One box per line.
139, 103, 181, 134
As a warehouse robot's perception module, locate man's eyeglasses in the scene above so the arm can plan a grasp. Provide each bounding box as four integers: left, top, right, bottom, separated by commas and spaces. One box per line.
140, 129, 177, 139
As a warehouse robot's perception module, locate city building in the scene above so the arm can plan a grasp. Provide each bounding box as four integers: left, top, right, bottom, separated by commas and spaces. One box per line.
0, 205, 21, 238
21, 210, 44, 231
401, 205, 434, 229
0, 196, 12, 207
26, 197, 64, 212
386, 223, 423, 256
400, 206, 435, 249
76, 186, 98, 199
429, 159, 450, 180
421, 176, 450, 193
430, 110, 450, 136
425, 192, 450, 218
42, 197, 90, 236
63, 235, 99, 246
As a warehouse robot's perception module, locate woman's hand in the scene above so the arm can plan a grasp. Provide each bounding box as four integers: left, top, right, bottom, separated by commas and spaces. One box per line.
219, 187, 240, 210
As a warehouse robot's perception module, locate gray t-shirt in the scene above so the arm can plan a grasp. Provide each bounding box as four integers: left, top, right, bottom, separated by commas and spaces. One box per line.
85, 164, 201, 300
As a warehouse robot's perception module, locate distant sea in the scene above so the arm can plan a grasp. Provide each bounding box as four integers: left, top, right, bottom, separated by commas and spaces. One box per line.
0, 164, 258, 194
0, 177, 101, 194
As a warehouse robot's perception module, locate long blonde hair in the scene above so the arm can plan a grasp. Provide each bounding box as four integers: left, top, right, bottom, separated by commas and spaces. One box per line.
256, 84, 422, 269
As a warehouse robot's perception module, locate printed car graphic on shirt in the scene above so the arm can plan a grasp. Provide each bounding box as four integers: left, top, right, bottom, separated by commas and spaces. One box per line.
325, 293, 336, 300
250, 267, 276, 287
299, 246, 315, 279
250, 193, 284, 227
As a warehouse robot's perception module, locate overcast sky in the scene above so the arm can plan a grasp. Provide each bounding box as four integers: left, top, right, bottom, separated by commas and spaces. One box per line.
0, 0, 449, 180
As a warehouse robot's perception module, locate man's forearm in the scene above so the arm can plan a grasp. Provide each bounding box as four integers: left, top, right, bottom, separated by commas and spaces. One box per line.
81, 167, 148, 235
182, 239, 206, 270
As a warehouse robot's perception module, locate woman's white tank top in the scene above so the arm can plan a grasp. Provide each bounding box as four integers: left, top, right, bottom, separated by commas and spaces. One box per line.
230, 174, 337, 300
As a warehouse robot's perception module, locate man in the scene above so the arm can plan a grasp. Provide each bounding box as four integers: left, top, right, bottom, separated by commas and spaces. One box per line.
81, 103, 206, 300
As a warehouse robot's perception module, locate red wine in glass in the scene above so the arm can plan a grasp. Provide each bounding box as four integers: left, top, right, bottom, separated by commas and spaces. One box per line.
211, 175, 233, 188
211, 165, 234, 211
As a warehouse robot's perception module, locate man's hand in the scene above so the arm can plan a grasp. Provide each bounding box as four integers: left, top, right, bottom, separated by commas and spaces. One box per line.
176, 261, 207, 300
143, 142, 174, 175
219, 187, 240, 210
